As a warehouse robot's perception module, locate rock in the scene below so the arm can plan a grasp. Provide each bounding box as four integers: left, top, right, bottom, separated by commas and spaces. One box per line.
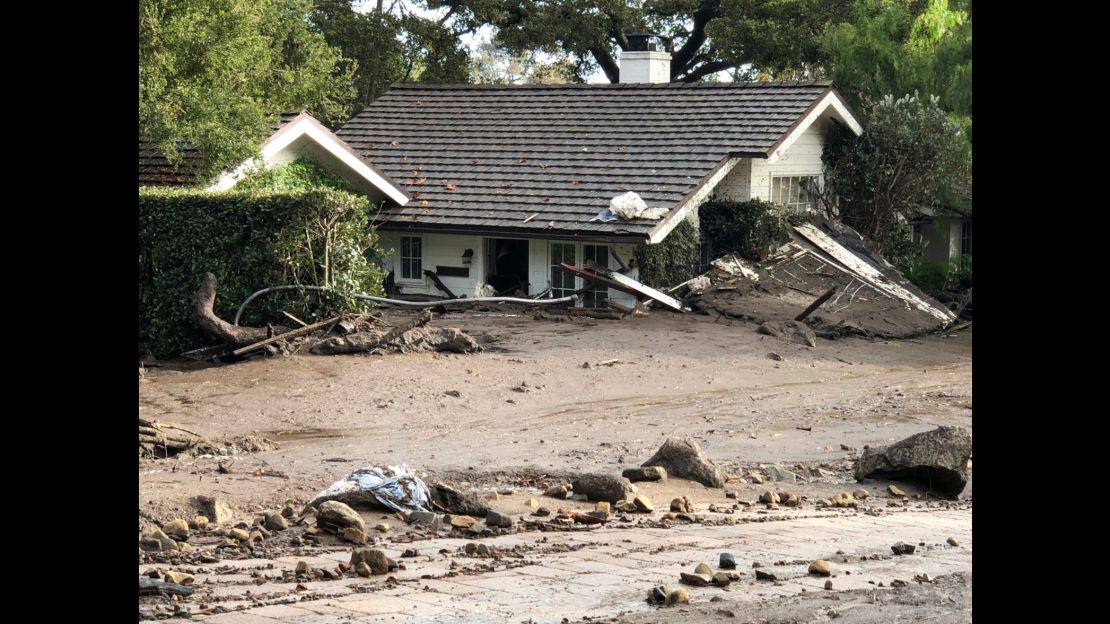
317, 501, 365, 534
831, 492, 857, 508
544, 484, 570, 499
595, 501, 611, 512
571, 473, 636, 503
189, 516, 209, 531
281, 505, 295, 518
163, 571, 194, 585
632, 495, 655, 513
719, 553, 737, 569
824, 580, 833, 590
483, 492, 499, 502
855, 427, 973, 499
528, 498, 540, 509
350, 548, 390, 575
198, 497, 234, 525
263, 513, 288, 531
781, 493, 800, 507
622, 466, 667, 482
586, 509, 610, 523
891, 542, 916, 555
891, 579, 908, 588
853, 489, 869, 499
486, 510, 514, 528
712, 572, 732, 587
649, 585, 669, 603
431, 483, 491, 516
757, 320, 817, 347
374, 523, 390, 532
161, 519, 190, 541
754, 569, 778, 581
669, 496, 694, 513
355, 562, 372, 577
666, 588, 690, 605
533, 507, 551, 517
680, 572, 712, 587
914, 573, 934, 583
641, 437, 726, 488
766, 465, 799, 483
449, 515, 477, 528
888, 485, 907, 497
947, 537, 960, 547
228, 528, 249, 542
295, 561, 310, 575
402, 548, 419, 558
407, 511, 439, 526
759, 491, 780, 504
808, 560, 831, 576
749, 471, 764, 485
694, 563, 713, 576
767, 352, 784, 361
338, 527, 367, 544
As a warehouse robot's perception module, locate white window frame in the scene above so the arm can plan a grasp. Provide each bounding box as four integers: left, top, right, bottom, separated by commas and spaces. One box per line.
549, 241, 612, 306
398, 236, 424, 282
771, 174, 821, 213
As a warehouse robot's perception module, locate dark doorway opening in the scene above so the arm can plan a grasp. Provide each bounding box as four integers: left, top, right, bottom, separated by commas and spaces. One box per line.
485, 239, 530, 295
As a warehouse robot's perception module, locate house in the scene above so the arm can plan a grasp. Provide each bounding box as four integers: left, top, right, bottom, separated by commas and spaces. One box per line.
140, 36, 865, 308
333, 40, 863, 306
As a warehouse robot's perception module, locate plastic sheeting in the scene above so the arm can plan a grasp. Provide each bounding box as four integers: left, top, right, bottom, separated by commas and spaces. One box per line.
305, 464, 432, 514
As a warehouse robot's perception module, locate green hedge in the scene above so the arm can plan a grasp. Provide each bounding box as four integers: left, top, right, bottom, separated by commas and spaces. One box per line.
699, 198, 794, 261
634, 218, 700, 288
139, 186, 384, 357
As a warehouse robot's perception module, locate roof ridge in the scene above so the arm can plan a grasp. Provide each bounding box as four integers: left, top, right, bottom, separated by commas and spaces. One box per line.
387, 80, 830, 90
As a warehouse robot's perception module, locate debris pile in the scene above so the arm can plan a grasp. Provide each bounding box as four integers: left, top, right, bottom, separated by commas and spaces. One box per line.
594, 191, 670, 222
687, 219, 960, 339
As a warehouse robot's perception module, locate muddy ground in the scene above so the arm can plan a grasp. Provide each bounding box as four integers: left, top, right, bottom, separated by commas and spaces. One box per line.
138, 310, 971, 622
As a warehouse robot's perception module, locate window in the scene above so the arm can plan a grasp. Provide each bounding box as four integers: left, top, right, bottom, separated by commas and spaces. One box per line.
399, 236, 422, 280
771, 175, 819, 213
581, 244, 609, 308
550, 242, 576, 298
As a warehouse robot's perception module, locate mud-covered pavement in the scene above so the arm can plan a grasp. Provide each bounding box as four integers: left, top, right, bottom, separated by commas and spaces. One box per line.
138, 312, 972, 622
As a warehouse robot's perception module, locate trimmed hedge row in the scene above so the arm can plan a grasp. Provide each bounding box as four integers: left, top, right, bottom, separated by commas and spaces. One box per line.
139, 187, 384, 357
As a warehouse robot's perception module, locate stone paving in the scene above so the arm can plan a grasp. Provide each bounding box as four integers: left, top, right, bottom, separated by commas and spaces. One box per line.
146, 506, 971, 623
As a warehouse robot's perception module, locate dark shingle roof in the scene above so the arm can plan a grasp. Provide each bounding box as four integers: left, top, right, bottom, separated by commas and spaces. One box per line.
139, 112, 305, 188
337, 82, 833, 239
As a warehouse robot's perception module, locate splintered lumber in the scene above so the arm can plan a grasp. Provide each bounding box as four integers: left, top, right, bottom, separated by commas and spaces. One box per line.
139, 418, 218, 456
311, 310, 433, 355
193, 273, 289, 347
423, 270, 457, 299
231, 315, 341, 356
795, 287, 837, 321
559, 263, 691, 313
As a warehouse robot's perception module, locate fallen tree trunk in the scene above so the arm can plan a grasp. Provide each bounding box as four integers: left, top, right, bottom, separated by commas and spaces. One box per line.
311, 310, 432, 354
139, 417, 219, 457
193, 273, 290, 347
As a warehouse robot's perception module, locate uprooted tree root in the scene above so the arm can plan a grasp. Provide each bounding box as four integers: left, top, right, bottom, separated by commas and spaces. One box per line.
139, 418, 221, 458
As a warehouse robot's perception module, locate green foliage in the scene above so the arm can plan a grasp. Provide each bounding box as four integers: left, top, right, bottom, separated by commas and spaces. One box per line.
237, 159, 356, 193
699, 199, 792, 261
139, 0, 357, 183
312, 1, 470, 109
634, 219, 701, 288
905, 254, 971, 294
138, 186, 385, 357
822, 93, 971, 251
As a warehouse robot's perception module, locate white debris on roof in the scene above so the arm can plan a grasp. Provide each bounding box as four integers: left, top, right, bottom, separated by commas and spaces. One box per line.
607, 191, 669, 220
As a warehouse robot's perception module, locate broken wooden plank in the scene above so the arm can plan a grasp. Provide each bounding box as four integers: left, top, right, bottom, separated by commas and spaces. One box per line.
559, 264, 691, 313
794, 287, 837, 322
231, 316, 341, 356
423, 270, 457, 298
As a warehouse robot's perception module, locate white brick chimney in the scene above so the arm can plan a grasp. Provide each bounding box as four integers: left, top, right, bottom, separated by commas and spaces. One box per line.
621, 34, 672, 84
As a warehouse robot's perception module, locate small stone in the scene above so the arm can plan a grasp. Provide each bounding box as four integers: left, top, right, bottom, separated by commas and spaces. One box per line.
888, 485, 907, 497
317, 501, 366, 533
449, 515, 477, 528
947, 537, 959, 547
350, 548, 390, 575
188, 516, 209, 531
263, 513, 288, 531
824, 580, 833, 590
766, 465, 799, 483
162, 519, 190, 541
544, 484, 570, 499
649, 585, 669, 603
483, 492, 499, 502
338, 527, 367, 544
533, 507, 551, 517
464, 543, 478, 554
407, 511, 439, 526
891, 542, 916, 555
143, 528, 178, 551
754, 569, 778, 581
632, 494, 655, 513
831, 492, 857, 508
752, 562, 762, 568
498, 488, 515, 496
586, 509, 610, 523
781, 492, 800, 507
486, 510, 514, 528
615, 500, 638, 513
748, 471, 764, 484
355, 562, 372, 577
622, 466, 667, 482
719, 553, 736, 569
163, 571, 194, 585
680, 572, 712, 587
200, 497, 234, 524
372, 523, 389, 532
891, 579, 908, 588
808, 560, 831, 576
853, 489, 869, 500
759, 490, 779, 504
666, 588, 690, 605
445, 390, 461, 398
476, 544, 491, 557
712, 572, 732, 587
527, 498, 540, 509
914, 573, 934, 583
670, 496, 694, 513
572, 473, 637, 503
401, 548, 419, 558
295, 561, 310, 575
694, 563, 713, 576
595, 501, 611, 512
228, 528, 249, 541
281, 505, 295, 518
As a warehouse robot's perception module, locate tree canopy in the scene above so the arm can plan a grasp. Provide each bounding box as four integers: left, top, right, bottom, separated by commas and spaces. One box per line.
139, 0, 357, 183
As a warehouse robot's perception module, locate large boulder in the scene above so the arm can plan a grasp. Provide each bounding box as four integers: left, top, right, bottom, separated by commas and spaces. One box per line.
642, 438, 726, 488
855, 427, 972, 499
571, 473, 637, 503
316, 501, 365, 533
430, 483, 491, 517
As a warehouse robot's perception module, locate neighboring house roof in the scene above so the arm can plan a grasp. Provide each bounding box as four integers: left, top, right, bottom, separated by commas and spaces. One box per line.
337, 81, 862, 241
139, 112, 410, 206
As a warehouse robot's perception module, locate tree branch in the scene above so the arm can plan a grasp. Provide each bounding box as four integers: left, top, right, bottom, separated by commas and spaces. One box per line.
671, 0, 722, 79
677, 60, 731, 83
590, 46, 620, 83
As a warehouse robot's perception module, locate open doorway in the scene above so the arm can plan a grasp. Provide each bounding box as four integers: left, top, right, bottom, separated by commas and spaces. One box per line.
485, 238, 530, 295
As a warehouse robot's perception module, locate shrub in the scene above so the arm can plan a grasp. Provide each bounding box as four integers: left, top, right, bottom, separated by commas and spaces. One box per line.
138, 186, 384, 357
699, 198, 793, 261
634, 218, 700, 288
